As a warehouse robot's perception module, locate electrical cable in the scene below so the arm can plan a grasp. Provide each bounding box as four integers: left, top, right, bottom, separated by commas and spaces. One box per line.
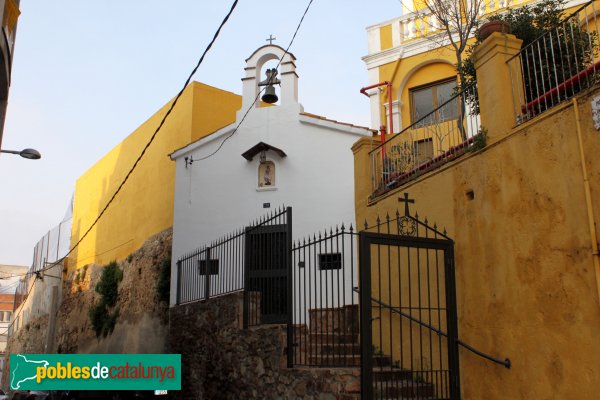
195, 0, 316, 161
8, 0, 316, 335
0, 274, 40, 336
5, 1, 241, 324
59, 0, 240, 266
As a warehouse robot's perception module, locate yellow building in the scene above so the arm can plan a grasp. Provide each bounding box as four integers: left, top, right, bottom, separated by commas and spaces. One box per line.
354, 1, 600, 399
68, 82, 241, 271
361, 0, 589, 134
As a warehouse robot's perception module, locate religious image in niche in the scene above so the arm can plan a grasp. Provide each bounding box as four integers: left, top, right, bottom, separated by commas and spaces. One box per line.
258, 161, 275, 187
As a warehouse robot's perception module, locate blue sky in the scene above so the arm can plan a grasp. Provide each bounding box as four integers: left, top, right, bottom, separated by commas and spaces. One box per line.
0, 0, 400, 266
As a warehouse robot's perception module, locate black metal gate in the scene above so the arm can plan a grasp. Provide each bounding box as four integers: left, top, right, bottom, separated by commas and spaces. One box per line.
246, 224, 289, 324
358, 198, 460, 400
176, 206, 292, 330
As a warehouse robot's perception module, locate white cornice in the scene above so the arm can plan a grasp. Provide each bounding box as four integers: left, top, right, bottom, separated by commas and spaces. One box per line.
362, 33, 456, 69
366, 16, 403, 32
362, 46, 404, 69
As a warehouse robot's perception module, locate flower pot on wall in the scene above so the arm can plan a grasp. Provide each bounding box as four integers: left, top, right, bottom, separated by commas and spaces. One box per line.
478, 20, 511, 41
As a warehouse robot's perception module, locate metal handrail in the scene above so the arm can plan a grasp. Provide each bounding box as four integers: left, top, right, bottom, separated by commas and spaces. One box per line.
505, 0, 594, 63
353, 287, 511, 369
368, 81, 478, 154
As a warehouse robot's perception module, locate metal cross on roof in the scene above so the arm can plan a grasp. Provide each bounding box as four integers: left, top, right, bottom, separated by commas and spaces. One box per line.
266, 34, 276, 45
398, 192, 415, 216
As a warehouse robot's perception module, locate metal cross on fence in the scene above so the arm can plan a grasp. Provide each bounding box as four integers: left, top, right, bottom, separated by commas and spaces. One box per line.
266, 34, 276, 44
398, 192, 414, 216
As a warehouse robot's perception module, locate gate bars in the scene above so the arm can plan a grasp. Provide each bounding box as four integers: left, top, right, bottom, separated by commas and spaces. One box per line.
175, 206, 291, 329
359, 210, 459, 400
175, 202, 509, 399
290, 225, 360, 367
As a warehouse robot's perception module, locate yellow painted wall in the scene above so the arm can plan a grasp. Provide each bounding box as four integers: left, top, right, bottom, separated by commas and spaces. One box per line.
69, 82, 241, 271
379, 24, 393, 51
353, 87, 600, 399
374, 0, 586, 134
377, 44, 463, 134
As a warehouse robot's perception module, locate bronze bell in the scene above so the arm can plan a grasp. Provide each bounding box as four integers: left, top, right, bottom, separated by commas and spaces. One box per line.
261, 85, 278, 104
259, 68, 280, 104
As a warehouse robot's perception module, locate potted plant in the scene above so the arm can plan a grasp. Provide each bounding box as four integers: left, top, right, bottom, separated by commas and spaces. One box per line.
478, 19, 511, 41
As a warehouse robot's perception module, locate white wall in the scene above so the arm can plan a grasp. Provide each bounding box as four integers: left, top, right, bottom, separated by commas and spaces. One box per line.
169, 44, 372, 307
169, 102, 370, 306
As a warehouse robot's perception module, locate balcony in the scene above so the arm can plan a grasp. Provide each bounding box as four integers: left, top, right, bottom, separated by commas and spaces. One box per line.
370, 83, 482, 198
507, 0, 600, 123
367, 0, 536, 52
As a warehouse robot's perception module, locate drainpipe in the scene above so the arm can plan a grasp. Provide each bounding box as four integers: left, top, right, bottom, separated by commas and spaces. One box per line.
360, 81, 394, 161
572, 98, 600, 305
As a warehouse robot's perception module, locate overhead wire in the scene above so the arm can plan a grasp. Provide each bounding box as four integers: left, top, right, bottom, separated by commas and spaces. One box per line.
57, 0, 240, 267
9, 0, 317, 334
0, 273, 40, 336
5, 0, 241, 331
194, 0, 316, 161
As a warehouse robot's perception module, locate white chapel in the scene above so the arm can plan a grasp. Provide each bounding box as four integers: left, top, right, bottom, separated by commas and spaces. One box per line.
168, 44, 373, 306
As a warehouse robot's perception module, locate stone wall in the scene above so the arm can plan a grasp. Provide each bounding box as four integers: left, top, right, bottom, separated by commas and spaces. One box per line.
3, 228, 172, 390
55, 228, 171, 355
169, 292, 360, 400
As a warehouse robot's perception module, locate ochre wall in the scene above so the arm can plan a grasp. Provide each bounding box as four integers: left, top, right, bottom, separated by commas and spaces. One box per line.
378, 45, 460, 134
373, 0, 588, 134
353, 87, 600, 399
379, 24, 393, 51
68, 82, 241, 271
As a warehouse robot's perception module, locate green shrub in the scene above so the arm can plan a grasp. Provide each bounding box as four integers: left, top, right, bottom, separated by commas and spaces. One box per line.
468, 127, 488, 152
458, 0, 595, 112
89, 303, 119, 338
95, 261, 123, 307
89, 261, 123, 337
89, 303, 105, 335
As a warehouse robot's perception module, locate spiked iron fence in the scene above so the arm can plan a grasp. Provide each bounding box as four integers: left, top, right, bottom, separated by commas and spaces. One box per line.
176, 207, 291, 328
291, 224, 359, 367
508, 0, 600, 122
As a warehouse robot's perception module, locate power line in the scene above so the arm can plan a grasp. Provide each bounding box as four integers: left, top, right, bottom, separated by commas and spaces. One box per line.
4, 1, 242, 328
0, 273, 40, 336
4, 0, 316, 338
195, 0, 316, 161
61, 0, 240, 264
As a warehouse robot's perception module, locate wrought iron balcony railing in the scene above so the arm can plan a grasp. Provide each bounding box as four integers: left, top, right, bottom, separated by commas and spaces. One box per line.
508, 0, 600, 122
370, 83, 481, 198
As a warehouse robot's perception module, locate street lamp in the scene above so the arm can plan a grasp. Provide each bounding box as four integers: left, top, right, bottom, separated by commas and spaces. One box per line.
0, 148, 41, 159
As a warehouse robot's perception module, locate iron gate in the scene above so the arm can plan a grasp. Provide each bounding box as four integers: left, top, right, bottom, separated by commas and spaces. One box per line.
358, 200, 460, 400
245, 224, 289, 324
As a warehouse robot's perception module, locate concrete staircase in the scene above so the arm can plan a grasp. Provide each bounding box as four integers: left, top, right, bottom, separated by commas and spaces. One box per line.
292, 304, 448, 399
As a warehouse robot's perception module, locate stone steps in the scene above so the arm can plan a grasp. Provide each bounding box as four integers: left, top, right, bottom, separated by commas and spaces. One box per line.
313, 342, 361, 355
373, 380, 435, 398
305, 332, 360, 345
308, 354, 392, 367
294, 304, 448, 399
373, 367, 413, 381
